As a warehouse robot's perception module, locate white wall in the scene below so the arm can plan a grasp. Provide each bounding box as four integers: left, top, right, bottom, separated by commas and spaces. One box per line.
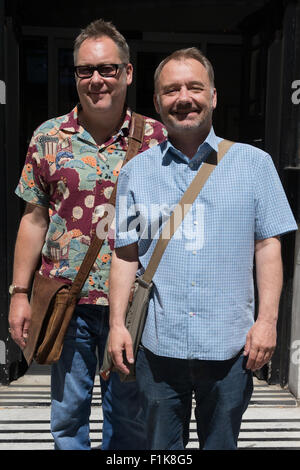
289, 224, 300, 401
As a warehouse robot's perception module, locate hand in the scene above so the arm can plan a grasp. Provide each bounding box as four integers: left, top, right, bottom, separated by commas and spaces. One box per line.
108, 325, 134, 375
244, 319, 277, 371
8, 295, 31, 349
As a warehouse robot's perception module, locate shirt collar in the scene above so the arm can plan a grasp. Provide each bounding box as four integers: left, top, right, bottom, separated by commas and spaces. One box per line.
58, 104, 82, 134
57, 104, 132, 146
162, 127, 219, 167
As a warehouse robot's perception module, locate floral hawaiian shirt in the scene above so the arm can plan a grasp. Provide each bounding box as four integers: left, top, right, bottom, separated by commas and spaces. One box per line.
15, 105, 167, 305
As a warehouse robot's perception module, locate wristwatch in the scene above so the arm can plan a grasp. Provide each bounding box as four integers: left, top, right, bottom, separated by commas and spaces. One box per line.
9, 284, 29, 296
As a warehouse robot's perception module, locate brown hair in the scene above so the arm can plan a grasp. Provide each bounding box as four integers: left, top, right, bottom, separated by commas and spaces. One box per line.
154, 47, 215, 92
73, 19, 130, 64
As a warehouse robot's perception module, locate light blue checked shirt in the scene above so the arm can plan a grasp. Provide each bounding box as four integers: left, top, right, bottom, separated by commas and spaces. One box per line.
115, 127, 297, 360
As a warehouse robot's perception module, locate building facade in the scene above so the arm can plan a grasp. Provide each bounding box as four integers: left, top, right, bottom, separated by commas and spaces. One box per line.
0, 0, 299, 398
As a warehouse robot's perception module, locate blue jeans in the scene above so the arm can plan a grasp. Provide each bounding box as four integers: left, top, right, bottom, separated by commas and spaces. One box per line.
136, 346, 253, 450
50, 304, 146, 450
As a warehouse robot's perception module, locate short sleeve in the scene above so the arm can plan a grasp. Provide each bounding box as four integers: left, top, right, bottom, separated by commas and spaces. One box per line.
115, 169, 140, 247
139, 118, 167, 153
114, 117, 166, 247
15, 135, 50, 207
254, 154, 297, 239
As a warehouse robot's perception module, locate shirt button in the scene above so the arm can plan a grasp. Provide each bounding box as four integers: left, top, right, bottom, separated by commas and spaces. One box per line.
192, 250, 197, 255
189, 312, 194, 317
191, 281, 196, 286
193, 221, 198, 225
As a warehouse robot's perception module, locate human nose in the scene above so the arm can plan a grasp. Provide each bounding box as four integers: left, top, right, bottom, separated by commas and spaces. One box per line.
90, 69, 104, 84
177, 86, 192, 104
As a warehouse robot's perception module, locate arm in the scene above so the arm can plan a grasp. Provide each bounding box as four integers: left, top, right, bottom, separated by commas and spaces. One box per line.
108, 243, 139, 375
244, 236, 283, 371
8, 203, 49, 349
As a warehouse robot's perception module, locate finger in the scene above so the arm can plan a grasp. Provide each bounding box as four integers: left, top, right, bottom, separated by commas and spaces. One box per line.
112, 349, 130, 374
255, 349, 274, 370
9, 328, 26, 349
245, 347, 258, 370
252, 349, 265, 371
124, 341, 134, 365
111, 348, 123, 366
244, 335, 251, 356
9, 324, 21, 342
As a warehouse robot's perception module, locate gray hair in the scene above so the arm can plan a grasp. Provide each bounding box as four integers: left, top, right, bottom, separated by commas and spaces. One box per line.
73, 19, 130, 64
154, 47, 215, 92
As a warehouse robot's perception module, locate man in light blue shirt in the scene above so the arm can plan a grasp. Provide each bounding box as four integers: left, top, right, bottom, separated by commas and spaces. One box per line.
107, 48, 298, 450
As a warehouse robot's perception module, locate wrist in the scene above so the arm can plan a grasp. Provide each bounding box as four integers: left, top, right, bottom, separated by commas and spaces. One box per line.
10, 292, 30, 305
9, 284, 30, 296
110, 321, 126, 329
256, 314, 278, 326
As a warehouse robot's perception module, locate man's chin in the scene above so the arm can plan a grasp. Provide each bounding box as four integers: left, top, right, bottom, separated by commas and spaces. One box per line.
89, 97, 108, 107
86, 100, 112, 113
171, 121, 203, 131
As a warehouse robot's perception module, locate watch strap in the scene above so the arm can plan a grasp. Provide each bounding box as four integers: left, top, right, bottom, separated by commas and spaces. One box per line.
9, 285, 29, 295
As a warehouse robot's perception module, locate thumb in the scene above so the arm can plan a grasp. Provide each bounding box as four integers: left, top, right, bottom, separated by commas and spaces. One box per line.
23, 318, 31, 338
125, 340, 134, 364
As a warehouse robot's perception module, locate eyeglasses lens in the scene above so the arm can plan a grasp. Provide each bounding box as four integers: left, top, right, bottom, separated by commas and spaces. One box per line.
75, 64, 124, 78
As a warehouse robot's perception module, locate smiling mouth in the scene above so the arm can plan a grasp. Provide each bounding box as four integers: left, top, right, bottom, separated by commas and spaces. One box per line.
89, 91, 106, 95
88, 91, 108, 102
173, 109, 199, 116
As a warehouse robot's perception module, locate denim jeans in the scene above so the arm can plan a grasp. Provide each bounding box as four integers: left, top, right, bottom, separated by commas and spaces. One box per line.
136, 346, 253, 450
51, 304, 146, 450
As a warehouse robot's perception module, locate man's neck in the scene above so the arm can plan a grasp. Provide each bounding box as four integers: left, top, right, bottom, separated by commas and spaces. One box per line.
79, 108, 126, 146
168, 127, 211, 159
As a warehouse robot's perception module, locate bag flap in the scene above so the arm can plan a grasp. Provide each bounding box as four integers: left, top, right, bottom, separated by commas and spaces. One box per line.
23, 272, 68, 365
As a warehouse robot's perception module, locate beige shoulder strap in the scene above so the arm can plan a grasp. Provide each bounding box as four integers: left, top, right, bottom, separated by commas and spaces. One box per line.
142, 139, 234, 285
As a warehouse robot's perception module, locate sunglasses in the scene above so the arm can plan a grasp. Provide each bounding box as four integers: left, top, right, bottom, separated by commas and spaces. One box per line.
74, 63, 127, 78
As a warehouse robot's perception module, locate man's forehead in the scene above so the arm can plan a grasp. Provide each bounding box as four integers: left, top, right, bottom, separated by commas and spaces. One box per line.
158, 58, 210, 85
78, 36, 118, 54
75, 36, 122, 66
162, 58, 207, 74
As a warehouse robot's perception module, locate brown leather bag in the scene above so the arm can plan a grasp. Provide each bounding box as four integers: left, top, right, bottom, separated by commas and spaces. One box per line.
23, 113, 145, 366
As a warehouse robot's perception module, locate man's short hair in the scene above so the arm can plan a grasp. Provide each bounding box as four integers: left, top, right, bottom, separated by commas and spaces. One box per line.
154, 47, 215, 92
73, 19, 130, 64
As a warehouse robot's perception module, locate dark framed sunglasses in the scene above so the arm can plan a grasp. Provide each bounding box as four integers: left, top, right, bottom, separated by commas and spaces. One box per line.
74, 63, 127, 78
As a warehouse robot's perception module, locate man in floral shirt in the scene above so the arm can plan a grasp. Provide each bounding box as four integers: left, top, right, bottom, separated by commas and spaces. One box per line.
8, 19, 167, 450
